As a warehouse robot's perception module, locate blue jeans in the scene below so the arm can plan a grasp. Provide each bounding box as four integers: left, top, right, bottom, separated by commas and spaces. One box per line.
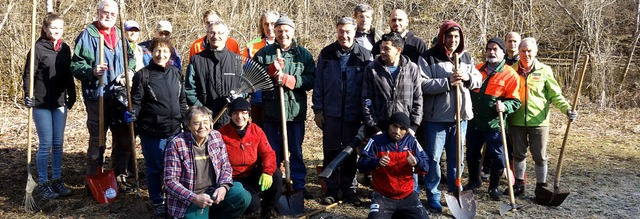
33, 107, 67, 183
139, 134, 173, 204
423, 121, 467, 202
263, 121, 306, 190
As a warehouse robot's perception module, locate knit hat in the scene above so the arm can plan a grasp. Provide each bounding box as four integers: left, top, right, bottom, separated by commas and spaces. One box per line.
124, 20, 140, 31
156, 20, 173, 33
487, 37, 506, 53
388, 112, 410, 130
228, 98, 251, 112
275, 15, 295, 28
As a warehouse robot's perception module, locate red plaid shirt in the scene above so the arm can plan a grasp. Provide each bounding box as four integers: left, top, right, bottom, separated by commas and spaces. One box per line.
164, 131, 233, 218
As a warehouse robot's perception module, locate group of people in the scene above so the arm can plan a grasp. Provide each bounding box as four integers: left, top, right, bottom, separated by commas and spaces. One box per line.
23, 0, 578, 218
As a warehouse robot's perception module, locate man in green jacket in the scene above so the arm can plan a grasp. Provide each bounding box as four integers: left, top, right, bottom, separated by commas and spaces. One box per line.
508, 37, 577, 196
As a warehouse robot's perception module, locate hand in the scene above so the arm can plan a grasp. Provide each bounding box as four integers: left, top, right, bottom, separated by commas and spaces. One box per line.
379, 151, 390, 167
24, 97, 33, 108
567, 110, 578, 121
408, 128, 415, 136
258, 173, 273, 191
449, 69, 468, 86
314, 112, 324, 129
115, 72, 133, 86
124, 110, 136, 123
93, 63, 108, 77
406, 151, 417, 166
192, 193, 214, 208
495, 100, 505, 112
267, 57, 285, 77
211, 186, 227, 204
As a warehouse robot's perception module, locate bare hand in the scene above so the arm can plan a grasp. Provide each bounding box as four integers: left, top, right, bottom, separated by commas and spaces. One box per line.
211, 187, 227, 204
406, 151, 417, 167
379, 151, 390, 167
450, 69, 468, 86
495, 101, 505, 112
192, 193, 214, 208
93, 63, 108, 77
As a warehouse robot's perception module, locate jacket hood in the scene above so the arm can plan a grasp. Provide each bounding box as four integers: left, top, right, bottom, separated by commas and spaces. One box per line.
437, 20, 465, 56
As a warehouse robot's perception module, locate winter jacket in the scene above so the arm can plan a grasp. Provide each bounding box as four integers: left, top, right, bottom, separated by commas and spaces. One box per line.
129, 42, 144, 72
70, 22, 135, 101
252, 42, 316, 122
418, 20, 482, 123
358, 132, 429, 200
139, 40, 182, 73
312, 42, 372, 122
372, 30, 427, 63
23, 38, 76, 110
508, 60, 571, 127
131, 62, 187, 137
185, 48, 243, 129
219, 123, 277, 178
242, 37, 270, 60
189, 36, 240, 59
469, 60, 521, 131
362, 55, 423, 134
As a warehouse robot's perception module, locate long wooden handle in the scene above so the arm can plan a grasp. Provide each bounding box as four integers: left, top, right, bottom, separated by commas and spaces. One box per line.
498, 111, 516, 207
297, 202, 339, 219
276, 49, 291, 183
554, 55, 589, 189
453, 53, 463, 190
27, 0, 37, 167
98, 35, 105, 148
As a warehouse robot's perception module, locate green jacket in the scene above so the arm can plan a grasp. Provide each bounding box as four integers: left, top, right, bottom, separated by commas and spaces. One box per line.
252, 42, 315, 122
508, 60, 570, 127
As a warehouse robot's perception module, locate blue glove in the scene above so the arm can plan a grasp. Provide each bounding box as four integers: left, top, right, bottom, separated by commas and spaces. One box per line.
567, 110, 578, 121
124, 110, 136, 123
24, 97, 33, 108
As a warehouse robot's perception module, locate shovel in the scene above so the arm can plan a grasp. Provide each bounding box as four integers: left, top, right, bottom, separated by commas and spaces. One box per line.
535, 55, 589, 206
498, 109, 522, 215
444, 53, 476, 219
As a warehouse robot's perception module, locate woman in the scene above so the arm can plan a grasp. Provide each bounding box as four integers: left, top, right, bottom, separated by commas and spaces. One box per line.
126, 37, 187, 217
22, 13, 76, 201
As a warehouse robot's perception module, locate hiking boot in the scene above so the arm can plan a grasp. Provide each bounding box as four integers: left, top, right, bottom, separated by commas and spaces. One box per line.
152, 202, 166, 218
489, 188, 503, 201
427, 199, 442, 213
320, 195, 336, 205
503, 179, 525, 196
39, 181, 60, 201
261, 208, 278, 219
51, 178, 72, 197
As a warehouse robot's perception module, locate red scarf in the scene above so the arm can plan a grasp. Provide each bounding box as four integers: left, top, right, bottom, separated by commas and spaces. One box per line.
52, 39, 62, 51
95, 21, 118, 49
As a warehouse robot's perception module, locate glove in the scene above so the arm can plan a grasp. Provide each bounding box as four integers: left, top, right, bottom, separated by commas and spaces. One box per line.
314, 112, 324, 129
24, 97, 33, 108
258, 173, 273, 191
276, 73, 296, 90
267, 58, 285, 77
124, 110, 136, 123
567, 110, 578, 121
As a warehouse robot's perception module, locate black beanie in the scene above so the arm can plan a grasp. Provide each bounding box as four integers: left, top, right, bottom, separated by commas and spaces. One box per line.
388, 112, 410, 130
487, 37, 506, 53
228, 98, 251, 113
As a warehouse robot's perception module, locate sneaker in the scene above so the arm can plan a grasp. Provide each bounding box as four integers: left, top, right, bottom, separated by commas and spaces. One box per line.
39, 181, 60, 201
320, 195, 335, 205
427, 199, 442, 213
489, 189, 503, 201
503, 179, 525, 196
51, 178, 72, 197
260, 209, 278, 219
152, 202, 166, 218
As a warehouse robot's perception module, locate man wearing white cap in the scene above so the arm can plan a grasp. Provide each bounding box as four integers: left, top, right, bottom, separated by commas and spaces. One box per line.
139, 20, 182, 73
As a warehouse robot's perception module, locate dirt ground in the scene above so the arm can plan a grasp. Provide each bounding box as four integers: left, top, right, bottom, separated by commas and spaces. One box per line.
0, 99, 638, 219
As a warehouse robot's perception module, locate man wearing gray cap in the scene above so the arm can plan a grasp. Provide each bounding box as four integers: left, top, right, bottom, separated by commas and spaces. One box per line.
253, 14, 316, 199
139, 20, 182, 73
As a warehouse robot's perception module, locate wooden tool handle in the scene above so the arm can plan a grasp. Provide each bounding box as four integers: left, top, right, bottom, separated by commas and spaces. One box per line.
453, 53, 463, 189
276, 49, 291, 183
98, 35, 105, 148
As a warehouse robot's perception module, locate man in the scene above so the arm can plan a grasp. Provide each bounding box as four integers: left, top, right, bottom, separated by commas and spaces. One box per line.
312, 17, 372, 205
139, 20, 182, 72
418, 20, 482, 212
508, 37, 577, 196
358, 112, 429, 219
123, 20, 144, 71
252, 15, 316, 198
190, 10, 240, 58
70, 0, 136, 193
164, 106, 251, 218
463, 37, 521, 201
362, 32, 422, 138
505, 32, 522, 65
353, 4, 383, 52
371, 9, 427, 63
185, 21, 243, 129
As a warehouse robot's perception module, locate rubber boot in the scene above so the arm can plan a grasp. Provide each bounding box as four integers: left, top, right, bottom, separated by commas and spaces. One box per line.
463, 160, 482, 191
488, 170, 503, 201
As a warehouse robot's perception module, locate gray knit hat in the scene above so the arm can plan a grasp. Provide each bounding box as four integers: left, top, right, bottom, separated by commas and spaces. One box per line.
275, 15, 295, 28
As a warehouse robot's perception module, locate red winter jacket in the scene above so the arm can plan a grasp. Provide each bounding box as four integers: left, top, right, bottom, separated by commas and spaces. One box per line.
219, 123, 277, 178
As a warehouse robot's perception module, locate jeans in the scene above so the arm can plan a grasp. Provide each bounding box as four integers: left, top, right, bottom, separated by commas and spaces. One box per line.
139, 134, 173, 204
423, 121, 467, 202
367, 191, 428, 219
33, 107, 67, 183
263, 121, 306, 190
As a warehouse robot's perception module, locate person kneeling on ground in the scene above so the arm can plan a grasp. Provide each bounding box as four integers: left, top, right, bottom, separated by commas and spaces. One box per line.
219, 98, 282, 219
164, 106, 251, 219
358, 112, 430, 218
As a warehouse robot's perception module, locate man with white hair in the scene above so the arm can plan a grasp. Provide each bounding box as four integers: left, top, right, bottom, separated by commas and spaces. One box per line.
70, 0, 136, 193
371, 9, 427, 63
138, 20, 182, 72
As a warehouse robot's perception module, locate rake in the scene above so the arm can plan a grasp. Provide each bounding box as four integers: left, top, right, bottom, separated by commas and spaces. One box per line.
24, 0, 38, 213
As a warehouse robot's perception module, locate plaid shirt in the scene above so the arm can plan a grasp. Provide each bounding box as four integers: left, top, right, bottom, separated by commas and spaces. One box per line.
164, 131, 233, 218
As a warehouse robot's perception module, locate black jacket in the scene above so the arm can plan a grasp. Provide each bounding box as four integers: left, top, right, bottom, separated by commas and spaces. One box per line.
131, 62, 187, 137
23, 38, 76, 109
372, 31, 427, 64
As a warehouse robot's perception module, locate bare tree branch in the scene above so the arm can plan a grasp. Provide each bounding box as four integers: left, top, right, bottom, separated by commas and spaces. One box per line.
620, 0, 640, 91
554, 0, 584, 31
0, 2, 13, 33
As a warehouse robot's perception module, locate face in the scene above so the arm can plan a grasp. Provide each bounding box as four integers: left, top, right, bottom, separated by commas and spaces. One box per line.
126, 29, 139, 42
97, 3, 118, 29
231, 110, 250, 129
45, 19, 64, 41
204, 14, 221, 29
207, 24, 228, 50
188, 114, 212, 140
155, 30, 171, 39
336, 23, 356, 50
485, 42, 505, 64
355, 11, 373, 32
152, 45, 171, 67
506, 33, 521, 55
262, 14, 278, 40
379, 41, 401, 65
445, 30, 460, 52
388, 124, 407, 142
519, 41, 538, 64
276, 25, 295, 49
388, 10, 409, 33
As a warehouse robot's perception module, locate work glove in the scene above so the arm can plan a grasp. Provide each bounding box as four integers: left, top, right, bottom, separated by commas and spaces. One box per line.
124, 110, 136, 123
567, 109, 578, 121
267, 58, 285, 77
258, 173, 273, 191
24, 97, 33, 108
275, 73, 296, 90
314, 112, 324, 129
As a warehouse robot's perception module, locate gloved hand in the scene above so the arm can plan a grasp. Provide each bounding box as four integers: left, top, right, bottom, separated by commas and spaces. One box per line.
24, 97, 33, 108
258, 173, 273, 191
314, 112, 324, 129
567, 109, 578, 121
267, 58, 285, 77
124, 110, 136, 123
275, 73, 296, 90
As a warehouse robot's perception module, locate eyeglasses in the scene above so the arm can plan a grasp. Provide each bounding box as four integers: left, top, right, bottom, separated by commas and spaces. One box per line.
99, 10, 118, 18
191, 121, 211, 127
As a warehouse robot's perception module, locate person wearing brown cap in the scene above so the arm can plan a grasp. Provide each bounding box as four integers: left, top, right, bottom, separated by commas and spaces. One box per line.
138, 20, 183, 73
252, 14, 316, 199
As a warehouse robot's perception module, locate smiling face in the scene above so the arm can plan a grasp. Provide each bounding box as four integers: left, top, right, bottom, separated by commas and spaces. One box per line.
97, 2, 118, 29
337, 23, 356, 50
262, 14, 279, 40
444, 29, 460, 53
379, 40, 401, 66
126, 29, 139, 42
207, 23, 228, 51
276, 25, 295, 50
188, 113, 212, 141
388, 10, 409, 34
152, 45, 171, 67
45, 19, 64, 41
519, 39, 538, 67
231, 110, 250, 129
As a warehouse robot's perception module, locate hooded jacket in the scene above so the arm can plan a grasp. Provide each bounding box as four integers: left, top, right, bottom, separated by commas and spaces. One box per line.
23, 38, 76, 109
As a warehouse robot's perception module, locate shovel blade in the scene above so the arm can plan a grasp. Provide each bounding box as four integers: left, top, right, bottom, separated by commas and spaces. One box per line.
277, 190, 304, 215
444, 191, 476, 219
535, 186, 570, 206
